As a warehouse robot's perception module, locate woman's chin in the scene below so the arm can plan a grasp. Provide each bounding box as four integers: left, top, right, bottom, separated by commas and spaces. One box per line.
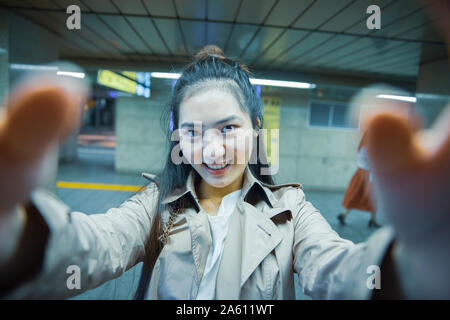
200, 170, 238, 189
202, 176, 232, 189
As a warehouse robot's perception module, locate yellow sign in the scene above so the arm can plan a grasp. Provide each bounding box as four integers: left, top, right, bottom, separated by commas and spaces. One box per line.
262, 96, 281, 167
121, 71, 137, 80
97, 70, 137, 94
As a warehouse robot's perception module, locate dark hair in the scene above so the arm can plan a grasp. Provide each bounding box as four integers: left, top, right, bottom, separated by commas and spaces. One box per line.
134, 45, 274, 299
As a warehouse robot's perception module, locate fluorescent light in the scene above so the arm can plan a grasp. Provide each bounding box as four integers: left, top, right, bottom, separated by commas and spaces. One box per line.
10, 64, 85, 79
150, 72, 315, 89
57, 71, 85, 79
250, 78, 315, 89
376, 94, 417, 103
151, 72, 180, 79
10, 63, 58, 71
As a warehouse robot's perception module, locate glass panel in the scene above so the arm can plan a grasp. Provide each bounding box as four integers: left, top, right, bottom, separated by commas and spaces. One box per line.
331, 104, 349, 127
310, 102, 331, 126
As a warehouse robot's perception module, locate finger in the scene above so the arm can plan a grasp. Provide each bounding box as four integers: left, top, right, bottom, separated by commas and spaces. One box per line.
358, 98, 421, 134
350, 86, 424, 173
8, 63, 90, 145
350, 85, 422, 134
0, 86, 72, 164
365, 111, 426, 174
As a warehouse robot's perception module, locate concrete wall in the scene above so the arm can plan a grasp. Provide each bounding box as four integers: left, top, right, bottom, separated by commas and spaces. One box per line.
115, 89, 169, 174
115, 86, 360, 191
275, 93, 359, 191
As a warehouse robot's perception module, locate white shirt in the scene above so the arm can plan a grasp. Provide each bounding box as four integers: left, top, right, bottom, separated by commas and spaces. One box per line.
357, 146, 373, 181
196, 189, 242, 300
357, 146, 371, 171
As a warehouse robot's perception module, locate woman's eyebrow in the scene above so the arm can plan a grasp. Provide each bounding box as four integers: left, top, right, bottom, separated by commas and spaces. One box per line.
180, 122, 203, 129
213, 115, 241, 126
180, 115, 241, 128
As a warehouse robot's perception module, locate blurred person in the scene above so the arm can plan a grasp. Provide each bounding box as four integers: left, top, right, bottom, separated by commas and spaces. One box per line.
0, 32, 449, 299
338, 132, 381, 228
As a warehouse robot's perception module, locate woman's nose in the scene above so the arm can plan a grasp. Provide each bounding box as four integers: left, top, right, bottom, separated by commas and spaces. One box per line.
203, 135, 225, 163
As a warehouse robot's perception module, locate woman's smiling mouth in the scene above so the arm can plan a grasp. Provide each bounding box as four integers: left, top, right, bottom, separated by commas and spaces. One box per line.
203, 163, 231, 175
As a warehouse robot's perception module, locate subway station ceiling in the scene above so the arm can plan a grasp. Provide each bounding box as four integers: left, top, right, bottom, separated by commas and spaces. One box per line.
1, 0, 448, 82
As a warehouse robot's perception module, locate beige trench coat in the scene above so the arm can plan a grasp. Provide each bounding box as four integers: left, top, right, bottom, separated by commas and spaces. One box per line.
4, 168, 395, 299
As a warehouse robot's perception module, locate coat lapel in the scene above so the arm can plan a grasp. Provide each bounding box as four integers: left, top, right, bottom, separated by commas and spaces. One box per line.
238, 201, 284, 288
215, 202, 289, 298
184, 209, 211, 287
159, 170, 211, 290
218, 167, 295, 292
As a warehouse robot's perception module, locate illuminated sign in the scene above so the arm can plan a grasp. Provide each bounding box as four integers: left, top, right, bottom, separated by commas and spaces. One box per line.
137, 72, 151, 87
136, 84, 151, 98
121, 71, 136, 80
121, 71, 151, 87
97, 70, 151, 98
97, 70, 136, 94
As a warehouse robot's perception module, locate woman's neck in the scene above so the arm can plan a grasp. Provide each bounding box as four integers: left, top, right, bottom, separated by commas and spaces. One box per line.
197, 174, 244, 203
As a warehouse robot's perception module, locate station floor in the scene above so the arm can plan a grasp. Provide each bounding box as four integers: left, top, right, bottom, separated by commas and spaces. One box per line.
57, 146, 382, 300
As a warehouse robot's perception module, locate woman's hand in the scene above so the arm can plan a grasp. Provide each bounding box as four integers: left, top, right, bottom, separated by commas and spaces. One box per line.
355, 0, 450, 298
356, 90, 450, 298
0, 75, 86, 215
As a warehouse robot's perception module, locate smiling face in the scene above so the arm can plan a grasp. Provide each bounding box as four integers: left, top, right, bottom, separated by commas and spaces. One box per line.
178, 86, 255, 190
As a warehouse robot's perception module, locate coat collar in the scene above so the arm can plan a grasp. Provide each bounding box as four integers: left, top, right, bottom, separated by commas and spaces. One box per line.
160, 168, 201, 210
157, 167, 284, 210
144, 167, 301, 295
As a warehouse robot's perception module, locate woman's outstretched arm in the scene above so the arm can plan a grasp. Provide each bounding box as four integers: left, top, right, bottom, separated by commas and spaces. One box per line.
0, 77, 157, 299
291, 187, 397, 299
0, 185, 157, 299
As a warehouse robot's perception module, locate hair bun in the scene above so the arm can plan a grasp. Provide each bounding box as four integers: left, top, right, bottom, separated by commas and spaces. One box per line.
190, 44, 250, 74
194, 45, 226, 60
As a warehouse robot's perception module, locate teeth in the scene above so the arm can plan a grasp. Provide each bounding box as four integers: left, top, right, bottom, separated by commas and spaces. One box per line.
205, 163, 228, 170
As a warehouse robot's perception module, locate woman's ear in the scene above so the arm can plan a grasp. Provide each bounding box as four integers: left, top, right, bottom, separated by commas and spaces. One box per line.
253, 118, 261, 138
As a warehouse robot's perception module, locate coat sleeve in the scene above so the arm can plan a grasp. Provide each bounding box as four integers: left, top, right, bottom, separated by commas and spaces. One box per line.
292, 188, 396, 299
2, 184, 158, 299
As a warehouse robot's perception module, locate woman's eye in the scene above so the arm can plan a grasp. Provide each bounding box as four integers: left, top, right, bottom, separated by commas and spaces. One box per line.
188, 130, 201, 137
221, 125, 237, 133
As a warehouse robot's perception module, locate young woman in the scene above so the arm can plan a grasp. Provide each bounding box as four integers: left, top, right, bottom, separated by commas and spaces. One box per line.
0, 45, 449, 299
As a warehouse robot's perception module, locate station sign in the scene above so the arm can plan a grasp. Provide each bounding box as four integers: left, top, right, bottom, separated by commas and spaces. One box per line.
97, 70, 151, 98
